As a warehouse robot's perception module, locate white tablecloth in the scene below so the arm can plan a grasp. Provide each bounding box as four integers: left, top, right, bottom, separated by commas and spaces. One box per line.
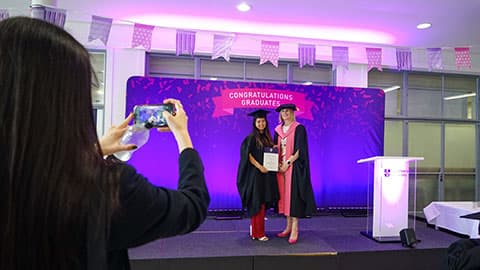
423, 201, 480, 238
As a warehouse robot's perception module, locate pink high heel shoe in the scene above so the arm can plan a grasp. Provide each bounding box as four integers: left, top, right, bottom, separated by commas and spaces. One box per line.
277, 231, 291, 238
288, 231, 298, 244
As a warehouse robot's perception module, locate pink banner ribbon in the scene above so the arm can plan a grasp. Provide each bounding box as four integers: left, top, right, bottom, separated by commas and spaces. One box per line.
212, 89, 314, 120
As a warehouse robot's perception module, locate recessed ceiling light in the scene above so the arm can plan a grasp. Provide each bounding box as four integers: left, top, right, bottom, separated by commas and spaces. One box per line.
209, 77, 218, 81
303, 81, 313, 85
236, 2, 251, 12
416, 23, 432, 30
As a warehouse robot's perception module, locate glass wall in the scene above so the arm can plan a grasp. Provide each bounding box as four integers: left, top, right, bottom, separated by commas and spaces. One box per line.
407, 73, 442, 118
408, 122, 441, 211
444, 75, 477, 119
368, 70, 403, 117
444, 124, 476, 201
384, 120, 403, 155
369, 69, 480, 217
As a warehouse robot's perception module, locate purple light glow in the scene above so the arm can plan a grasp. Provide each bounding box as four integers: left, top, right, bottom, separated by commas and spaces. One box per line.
380, 168, 407, 204
126, 77, 385, 209
127, 14, 395, 45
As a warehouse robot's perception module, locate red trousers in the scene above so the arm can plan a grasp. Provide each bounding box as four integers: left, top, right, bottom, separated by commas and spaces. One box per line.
250, 204, 266, 238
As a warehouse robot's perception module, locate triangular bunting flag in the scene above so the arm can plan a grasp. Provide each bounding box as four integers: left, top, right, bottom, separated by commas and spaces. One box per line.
427, 48, 443, 71
298, 44, 316, 68
454, 47, 471, 69
176, 30, 196, 56
212, 34, 234, 61
396, 48, 412, 70
0, 9, 9, 21
332, 46, 349, 70
88, 15, 113, 45
366, 48, 382, 71
260, 40, 280, 67
31, 6, 66, 28
131, 23, 154, 51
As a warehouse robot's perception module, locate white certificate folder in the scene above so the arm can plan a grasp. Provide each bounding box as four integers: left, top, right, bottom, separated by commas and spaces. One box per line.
263, 147, 279, 172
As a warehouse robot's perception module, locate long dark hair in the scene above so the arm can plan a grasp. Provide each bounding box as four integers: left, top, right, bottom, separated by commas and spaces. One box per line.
250, 117, 274, 148
0, 17, 118, 269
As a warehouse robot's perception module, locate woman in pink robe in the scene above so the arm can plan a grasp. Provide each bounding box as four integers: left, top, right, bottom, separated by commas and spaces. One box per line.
274, 103, 316, 244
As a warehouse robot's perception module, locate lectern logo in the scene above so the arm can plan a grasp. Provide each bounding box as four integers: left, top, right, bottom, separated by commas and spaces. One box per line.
384, 168, 391, 177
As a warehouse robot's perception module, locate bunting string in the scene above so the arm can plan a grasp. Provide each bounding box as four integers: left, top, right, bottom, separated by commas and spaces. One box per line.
0, 6, 477, 71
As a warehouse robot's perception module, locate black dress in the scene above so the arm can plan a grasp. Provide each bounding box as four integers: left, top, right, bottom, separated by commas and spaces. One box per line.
90, 148, 210, 270
237, 135, 279, 217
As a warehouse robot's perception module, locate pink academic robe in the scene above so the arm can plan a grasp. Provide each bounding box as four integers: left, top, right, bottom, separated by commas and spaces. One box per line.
275, 121, 299, 217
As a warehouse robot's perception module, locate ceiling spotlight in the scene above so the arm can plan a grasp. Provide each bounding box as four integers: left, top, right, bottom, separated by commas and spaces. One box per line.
236, 2, 251, 12
416, 23, 432, 30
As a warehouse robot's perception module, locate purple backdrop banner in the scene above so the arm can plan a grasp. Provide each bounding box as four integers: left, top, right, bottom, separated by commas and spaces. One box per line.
125, 76, 385, 209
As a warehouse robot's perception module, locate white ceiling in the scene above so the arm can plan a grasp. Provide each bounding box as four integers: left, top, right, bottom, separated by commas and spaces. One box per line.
4, 0, 480, 50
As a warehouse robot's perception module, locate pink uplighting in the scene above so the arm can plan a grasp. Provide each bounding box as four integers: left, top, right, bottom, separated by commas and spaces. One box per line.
127, 15, 395, 45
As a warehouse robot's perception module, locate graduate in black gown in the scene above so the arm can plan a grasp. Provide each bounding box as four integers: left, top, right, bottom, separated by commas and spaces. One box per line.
237, 109, 279, 241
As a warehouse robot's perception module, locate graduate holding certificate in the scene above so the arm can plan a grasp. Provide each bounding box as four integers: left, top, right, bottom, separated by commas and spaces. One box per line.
237, 110, 279, 241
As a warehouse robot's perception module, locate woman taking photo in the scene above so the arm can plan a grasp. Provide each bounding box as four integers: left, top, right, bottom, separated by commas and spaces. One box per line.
0, 17, 209, 270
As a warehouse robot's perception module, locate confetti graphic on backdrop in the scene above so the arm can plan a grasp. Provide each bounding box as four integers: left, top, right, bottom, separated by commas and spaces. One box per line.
125, 76, 385, 209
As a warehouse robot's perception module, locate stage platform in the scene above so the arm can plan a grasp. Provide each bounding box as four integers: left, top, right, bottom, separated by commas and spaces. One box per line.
129, 213, 462, 270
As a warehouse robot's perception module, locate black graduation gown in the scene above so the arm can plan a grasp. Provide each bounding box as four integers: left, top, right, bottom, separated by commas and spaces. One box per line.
274, 124, 316, 217
236, 135, 279, 217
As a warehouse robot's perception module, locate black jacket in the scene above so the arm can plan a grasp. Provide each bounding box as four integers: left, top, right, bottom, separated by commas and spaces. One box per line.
100, 148, 209, 270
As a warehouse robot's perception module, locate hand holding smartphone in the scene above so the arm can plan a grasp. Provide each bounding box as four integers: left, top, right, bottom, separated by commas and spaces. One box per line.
133, 103, 175, 128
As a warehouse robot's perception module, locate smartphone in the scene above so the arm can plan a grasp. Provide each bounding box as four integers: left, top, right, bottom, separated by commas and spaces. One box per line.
133, 104, 175, 128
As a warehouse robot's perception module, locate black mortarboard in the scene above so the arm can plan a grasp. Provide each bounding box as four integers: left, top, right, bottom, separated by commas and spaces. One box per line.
275, 103, 297, 112
461, 212, 480, 220
247, 109, 270, 118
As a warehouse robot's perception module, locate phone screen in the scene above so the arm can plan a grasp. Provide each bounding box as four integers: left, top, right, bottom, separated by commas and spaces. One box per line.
133, 104, 174, 128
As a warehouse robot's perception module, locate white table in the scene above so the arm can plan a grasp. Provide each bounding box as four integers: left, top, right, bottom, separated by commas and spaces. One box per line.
423, 201, 480, 238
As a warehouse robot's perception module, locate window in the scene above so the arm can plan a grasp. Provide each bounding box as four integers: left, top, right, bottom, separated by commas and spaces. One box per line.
369, 68, 480, 213
90, 51, 106, 136
146, 53, 332, 85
